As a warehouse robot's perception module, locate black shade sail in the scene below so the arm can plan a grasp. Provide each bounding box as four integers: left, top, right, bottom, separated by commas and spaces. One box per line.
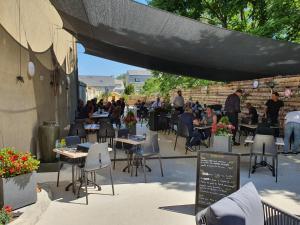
50, 0, 300, 81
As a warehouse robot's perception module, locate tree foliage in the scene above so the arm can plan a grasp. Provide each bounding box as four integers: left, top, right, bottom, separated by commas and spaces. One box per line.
124, 84, 135, 95
142, 0, 300, 95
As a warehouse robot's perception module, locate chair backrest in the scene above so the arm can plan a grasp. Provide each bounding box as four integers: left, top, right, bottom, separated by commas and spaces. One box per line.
251, 134, 276, 155
150, 133, 160, 154
140, 133, 159, 155
84, 142, 111, 171
65, 136, 81, 147
177, 119, 190, 138
118, 128, 129, 138
68, 123, 86, 138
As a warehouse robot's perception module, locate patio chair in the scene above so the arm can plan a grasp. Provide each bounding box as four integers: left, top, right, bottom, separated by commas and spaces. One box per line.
56, 136, 81, 187
97, 122, 115, 147
113, 128, 135, 170
131, 133, 163, 182
174, 120, 199, 154
77, 142, 114, 205
168, 112, 179, 134
68, 123, 87, 142
248, 134, 278, 182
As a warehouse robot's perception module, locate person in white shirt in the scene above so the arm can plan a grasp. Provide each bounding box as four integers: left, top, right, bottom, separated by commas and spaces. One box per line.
151, 97, 162, 109
284, 110, 300, 154
173, 90, 185, 114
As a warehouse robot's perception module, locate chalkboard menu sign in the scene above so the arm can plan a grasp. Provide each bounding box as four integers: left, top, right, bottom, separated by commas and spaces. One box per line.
195, 151, 240, 213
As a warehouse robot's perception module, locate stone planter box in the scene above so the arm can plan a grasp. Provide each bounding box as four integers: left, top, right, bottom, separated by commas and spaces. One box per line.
0, 172, 37, 210
212, 135, 232, 152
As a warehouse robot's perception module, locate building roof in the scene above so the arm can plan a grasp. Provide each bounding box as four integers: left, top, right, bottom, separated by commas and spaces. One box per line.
79, 76, 115, 87
127, 70, 152, 76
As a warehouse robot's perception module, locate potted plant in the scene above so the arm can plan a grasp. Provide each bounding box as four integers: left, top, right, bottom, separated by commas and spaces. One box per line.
212, 116, 235, 152
0, 206, 12, 225
0, 148, 40, 210
123, 110, 137, 135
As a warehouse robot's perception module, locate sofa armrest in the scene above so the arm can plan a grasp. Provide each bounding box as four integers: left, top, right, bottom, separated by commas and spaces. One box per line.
196, 208, 208, 225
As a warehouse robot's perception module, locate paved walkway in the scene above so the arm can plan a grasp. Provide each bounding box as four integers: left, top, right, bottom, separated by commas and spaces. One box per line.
35, 125, 300, 225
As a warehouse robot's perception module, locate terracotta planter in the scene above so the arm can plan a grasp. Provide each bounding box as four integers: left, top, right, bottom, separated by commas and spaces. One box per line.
212, 135, 232, 152
0, 172, 37, 210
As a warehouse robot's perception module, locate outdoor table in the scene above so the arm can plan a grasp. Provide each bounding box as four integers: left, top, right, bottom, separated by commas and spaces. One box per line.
53, 145, 112, 195
239, 124, 280, 142
91, 112, 109, 119
84, 124, 100, 131
113, 136, 148, 174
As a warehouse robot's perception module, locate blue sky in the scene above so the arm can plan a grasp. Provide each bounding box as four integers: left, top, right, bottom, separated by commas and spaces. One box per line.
78, 0, 148, 76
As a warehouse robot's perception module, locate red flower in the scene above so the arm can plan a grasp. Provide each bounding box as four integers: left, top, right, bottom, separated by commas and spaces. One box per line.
4, 205, 12, 213
9, 168, 15, 174
0, 156, 3, 161
21, 156, 28, 161
10, 155, 18, 162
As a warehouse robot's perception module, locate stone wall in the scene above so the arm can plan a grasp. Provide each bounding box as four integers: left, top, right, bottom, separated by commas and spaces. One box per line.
170, 75, 300, 124
0, 1, 78, 155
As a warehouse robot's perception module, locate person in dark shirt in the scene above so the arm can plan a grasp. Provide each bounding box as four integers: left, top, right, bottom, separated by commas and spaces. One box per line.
246, 103, 258, 124
179, 105, 202, 148
264, 92, 284, 125
224, 89, 243, 145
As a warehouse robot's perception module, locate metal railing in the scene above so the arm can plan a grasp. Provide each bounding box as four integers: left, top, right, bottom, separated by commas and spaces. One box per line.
196, 200, 300, 225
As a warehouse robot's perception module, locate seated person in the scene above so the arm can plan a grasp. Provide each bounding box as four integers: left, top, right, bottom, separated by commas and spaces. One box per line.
246, 103, 258, 124
201, 106, 217, 140
110, 100, 122, 127
179, 105, 203, 148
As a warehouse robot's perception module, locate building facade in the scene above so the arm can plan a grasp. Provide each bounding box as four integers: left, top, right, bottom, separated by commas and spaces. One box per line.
125, 70, 152, 92
79, 75, 125, 100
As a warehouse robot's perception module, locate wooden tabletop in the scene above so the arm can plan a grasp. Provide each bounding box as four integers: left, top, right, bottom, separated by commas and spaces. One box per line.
194, 125, 212, 130
114, 137, 146, 145
91, 112, 109, 118
53, 148, 87, 159
53, 146, 113, 159
240, 124, 258, 129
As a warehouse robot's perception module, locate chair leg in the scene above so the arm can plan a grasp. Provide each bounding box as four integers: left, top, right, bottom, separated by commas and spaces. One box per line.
85, 172, 88, 205
131, 154, 135, 177
142, 157, 147, 183
109, 167, 115, 195
77, 169, 83, 198
276, 156, 278, 183
56, 162, 64, 187
113, 147, 116, 170
158, 155, 164, 177
174, 134, 178, 151
248, 155, 252, 178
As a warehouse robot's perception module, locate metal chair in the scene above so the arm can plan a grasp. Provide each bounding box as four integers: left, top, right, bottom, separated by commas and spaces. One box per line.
97, 122, 115, 147
56, 136, 81, 187
248, 134, 278, 182
77, 142, 114, 205
131, 133, 163, 182
113, 128, 134, 170
174, 119, 195, 154
68, 123, 87, 142
168, 112, 179, 134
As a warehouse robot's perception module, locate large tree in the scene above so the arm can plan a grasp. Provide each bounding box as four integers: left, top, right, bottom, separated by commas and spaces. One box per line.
142, 0, 300, 95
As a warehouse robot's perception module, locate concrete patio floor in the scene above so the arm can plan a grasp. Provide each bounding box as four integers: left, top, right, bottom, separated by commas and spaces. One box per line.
34, 125, 300, 225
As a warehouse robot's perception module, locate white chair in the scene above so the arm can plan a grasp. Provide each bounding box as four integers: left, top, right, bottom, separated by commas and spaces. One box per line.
77, 142, 115, 204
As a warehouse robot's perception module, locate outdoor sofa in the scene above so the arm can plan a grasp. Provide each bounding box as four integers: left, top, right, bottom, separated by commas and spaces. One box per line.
196, 182, 300, 225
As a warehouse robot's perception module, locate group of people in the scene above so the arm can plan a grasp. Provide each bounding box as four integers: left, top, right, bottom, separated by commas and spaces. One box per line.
77, 97, 126, 127
224, 89, 299, 154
